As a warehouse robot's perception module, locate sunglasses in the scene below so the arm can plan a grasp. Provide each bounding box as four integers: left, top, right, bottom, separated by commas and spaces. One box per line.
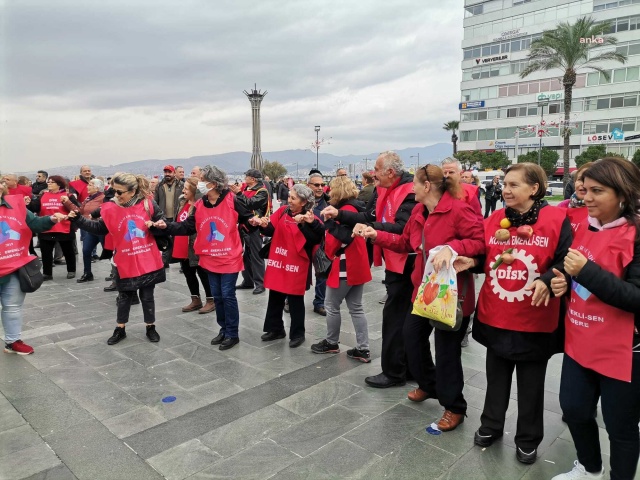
309, 183, 325, 187
114, 189, 130, 196
420, 164, 433, 183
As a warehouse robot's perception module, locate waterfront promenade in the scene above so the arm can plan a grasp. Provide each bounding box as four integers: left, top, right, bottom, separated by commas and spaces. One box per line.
0, 258, 616, 479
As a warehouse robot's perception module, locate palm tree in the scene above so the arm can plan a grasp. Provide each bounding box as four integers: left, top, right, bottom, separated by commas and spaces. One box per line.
443, 121, 460, 154
520, 16, 626, 184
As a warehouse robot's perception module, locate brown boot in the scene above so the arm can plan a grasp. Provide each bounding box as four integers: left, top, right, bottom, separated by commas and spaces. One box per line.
182, 295, 203, 312
199, 297, 216, 314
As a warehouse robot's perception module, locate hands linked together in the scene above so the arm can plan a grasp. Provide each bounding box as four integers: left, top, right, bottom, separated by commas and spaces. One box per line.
293, 210, 314, 224
146, 219, 167, 229
248, 216, 269, 228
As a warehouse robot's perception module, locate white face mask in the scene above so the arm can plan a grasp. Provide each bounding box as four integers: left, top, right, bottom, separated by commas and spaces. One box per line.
197, 181, 212, 195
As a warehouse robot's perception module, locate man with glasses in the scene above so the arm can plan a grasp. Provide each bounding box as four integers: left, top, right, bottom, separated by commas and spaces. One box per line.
32, 171, 48, 197
308, 172, 329, 316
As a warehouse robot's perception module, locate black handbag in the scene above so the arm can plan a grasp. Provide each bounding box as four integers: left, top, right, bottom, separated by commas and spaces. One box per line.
313, 241, 345, 279
18, 258, 44, 293
259, 238, 272, 259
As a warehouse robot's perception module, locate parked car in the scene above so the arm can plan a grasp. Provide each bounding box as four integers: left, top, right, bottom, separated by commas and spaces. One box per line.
546, 181, 564, 196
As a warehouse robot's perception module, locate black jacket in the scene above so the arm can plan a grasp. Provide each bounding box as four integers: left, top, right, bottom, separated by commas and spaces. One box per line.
153, 178, 184, 219
276, 182, 289, 202
236, 182, 270, 232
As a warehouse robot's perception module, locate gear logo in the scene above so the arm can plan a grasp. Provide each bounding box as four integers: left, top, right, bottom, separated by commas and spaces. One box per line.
489, 248, 539, 302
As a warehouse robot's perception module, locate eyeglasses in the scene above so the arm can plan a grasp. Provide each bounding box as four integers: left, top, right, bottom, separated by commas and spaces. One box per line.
309, 183, 325, 187
114, 189, 130, 196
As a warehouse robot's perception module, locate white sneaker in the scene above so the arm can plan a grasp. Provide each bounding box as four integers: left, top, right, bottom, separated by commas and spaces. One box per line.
551, 460, 605, 480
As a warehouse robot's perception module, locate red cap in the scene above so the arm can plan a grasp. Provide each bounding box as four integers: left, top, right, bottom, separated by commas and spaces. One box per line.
163, 165, 175, 173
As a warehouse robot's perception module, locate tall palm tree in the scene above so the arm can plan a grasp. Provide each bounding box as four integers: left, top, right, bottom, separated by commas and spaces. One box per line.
443, 121, 460, 154
520, 16, 626, 184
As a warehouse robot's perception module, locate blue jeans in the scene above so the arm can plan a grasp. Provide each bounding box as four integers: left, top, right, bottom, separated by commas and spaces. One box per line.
208, 272, 240, 339
82, 233, 104, 275
313, 275, 326, 309
1, 273, 26, 343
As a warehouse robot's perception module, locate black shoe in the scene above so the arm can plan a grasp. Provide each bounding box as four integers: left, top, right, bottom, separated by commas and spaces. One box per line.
54, 258, 66, 265
235, 282, 254, 290
252, 286, 265, 295
289, 337, 305, 348
346, 348, 371, 363
105, 274, 114, 282
474, 429, 502, 447
146, 325, 160, 342
311, 339, 339, 354
66, 272, 76, 279
43, 275, 53, 281
313, 306, 326, 316
219, 337, 239, 351
516, 447, 537, 464
164, 263, 170, 269
261, 331, 286, 341
91, 254, 100, 261
364, 373, 406, 389
211, 333, 225, 345
104, 283, 117, 292
107, 327, 126, 345
77, 273, 94, 283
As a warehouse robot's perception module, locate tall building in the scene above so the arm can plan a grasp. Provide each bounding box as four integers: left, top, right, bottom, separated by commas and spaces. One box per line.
458, 0, 640, 174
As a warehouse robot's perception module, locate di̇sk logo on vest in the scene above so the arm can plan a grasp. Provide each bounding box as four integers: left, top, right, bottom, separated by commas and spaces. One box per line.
488, 248, 540, 302
197, 216, 229, 254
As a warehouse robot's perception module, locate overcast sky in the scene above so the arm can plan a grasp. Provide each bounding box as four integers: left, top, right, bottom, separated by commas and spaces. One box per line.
1, 0, 464, 170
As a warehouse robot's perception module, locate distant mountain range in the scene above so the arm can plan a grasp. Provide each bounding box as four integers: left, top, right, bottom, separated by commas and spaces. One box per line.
16, 143, 454, 180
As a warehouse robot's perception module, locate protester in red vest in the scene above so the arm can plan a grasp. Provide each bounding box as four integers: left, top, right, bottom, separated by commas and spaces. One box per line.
321, 151, 416, 388
455, 163, 572, 465
549, 158, 640, 480
441, 158, 483, 219
2, 173, 32, 199
27, 175, 78, 280
68, 165, 94, 203
171, 177, 215, 314
557, 162, 593, 233
152, 166, 254, 351
363, 164, 485, 432
251, 184, 324, 348
69, 173, 166, 345
0, 183, 66, 355
310, 176, 372, 361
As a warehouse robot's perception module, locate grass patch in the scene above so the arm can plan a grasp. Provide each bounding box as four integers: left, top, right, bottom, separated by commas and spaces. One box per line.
545, 195, 564, 202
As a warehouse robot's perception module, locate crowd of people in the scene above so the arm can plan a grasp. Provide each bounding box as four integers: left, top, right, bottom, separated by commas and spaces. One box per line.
1, 153, 639, 479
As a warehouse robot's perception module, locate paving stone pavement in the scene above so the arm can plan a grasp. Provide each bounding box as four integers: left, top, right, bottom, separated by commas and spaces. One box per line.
0, 256, 624, 480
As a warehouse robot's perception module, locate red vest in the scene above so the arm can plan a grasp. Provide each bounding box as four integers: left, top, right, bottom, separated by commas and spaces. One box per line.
565, 221, 636, 382
242, 185, 271, 214
477, 206, 566, 332
8, 185, 32, 198
39, 191, 70, 234
100, 202, 164, 279
565, 207, 588, 234
69, 179, 89, 202
263, 206, 311, 295
462, 183, 483, 218
0, 195, 37, 276
374, 181, 414, 274
172, 202, 192, 260
193, 194, 243, 274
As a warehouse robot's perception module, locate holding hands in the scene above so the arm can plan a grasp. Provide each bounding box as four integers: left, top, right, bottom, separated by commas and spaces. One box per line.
320, 206, 339, 220
229, 184, 241, 194
249, 216, 270, 228
51, 213, 68, 223
351, 223, 369, 238
550, 268, 568, 297
525, 279, 551, 307
294, 210, 314, 224
453, 256, 476, 273
564, 248, 587, 277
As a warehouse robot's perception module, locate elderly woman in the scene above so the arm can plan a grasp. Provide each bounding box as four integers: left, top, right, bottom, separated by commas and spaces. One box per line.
364, 165, 484, 431
457, 163, 572, 464
152, 166, 253, 350
69, 173, 166, 345
61, 178, 105, 283
250, 184, 324, 348
172, 177, 215, 314
557, 162, 593, 232
28, 175, 78, 280
550, 158, 640, 480
0, 182, 66, 355
311, 176, 371, 361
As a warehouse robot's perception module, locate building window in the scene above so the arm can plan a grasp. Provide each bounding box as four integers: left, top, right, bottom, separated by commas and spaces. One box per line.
613, 68, 626, 82
595, 123, 609, 133
597, 98, 610, 109
628, 66, 640, 81
548, 104, 561, 114
587, 72, 600, 86
624, 95, 638, 107
507, 108, 518, 118
623, 119, 636, 131
611, 96, 624, 108
461, 131, 477, 142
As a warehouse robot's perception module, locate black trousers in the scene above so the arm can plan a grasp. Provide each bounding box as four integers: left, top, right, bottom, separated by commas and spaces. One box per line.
404, 313, 470, 414
484, 199, 497, 218
560, 354, 640, 480
117, 286, 155, 325
180, 260, 212, 298
240, 229, 265, 289
480, 348, 548, 450
263, 289, 305, 340
40, 238, 76, 276
381, 256, 415, 382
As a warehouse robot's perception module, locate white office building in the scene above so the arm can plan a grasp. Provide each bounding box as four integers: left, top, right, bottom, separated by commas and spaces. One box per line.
458, 0, 640, 174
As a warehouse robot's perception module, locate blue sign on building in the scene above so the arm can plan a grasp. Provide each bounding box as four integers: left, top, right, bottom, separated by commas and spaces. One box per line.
459, 101, 485, 110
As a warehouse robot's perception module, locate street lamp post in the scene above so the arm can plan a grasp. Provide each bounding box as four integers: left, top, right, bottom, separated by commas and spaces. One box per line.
315, 126, 321, 170
363, 158, 370, 172
537, 100, 549, 166
410, 153, 420, 173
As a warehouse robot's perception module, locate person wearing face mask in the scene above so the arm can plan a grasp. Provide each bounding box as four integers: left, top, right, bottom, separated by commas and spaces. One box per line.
151, 166, 254, 351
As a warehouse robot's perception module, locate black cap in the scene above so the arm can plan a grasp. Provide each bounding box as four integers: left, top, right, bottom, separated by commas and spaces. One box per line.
244, 169, 262, 179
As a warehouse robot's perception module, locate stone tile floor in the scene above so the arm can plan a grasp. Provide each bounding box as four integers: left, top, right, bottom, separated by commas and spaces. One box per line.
0, 259, 625, 480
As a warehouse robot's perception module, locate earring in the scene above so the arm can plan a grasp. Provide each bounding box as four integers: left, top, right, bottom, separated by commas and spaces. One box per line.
620, 201, 625, 211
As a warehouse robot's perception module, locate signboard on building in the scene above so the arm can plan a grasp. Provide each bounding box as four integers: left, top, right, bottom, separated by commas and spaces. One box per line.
459, 100, 485, 110
537, 92, 564, 102
625, 133, 640, 141
584, 129, 625, 144
494, 140, 545, 149
491, 28, 528, 43
474, 53, 510, 65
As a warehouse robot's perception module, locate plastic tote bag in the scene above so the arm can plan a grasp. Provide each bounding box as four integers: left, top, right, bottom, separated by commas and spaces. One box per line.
412, 245, 462, 330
